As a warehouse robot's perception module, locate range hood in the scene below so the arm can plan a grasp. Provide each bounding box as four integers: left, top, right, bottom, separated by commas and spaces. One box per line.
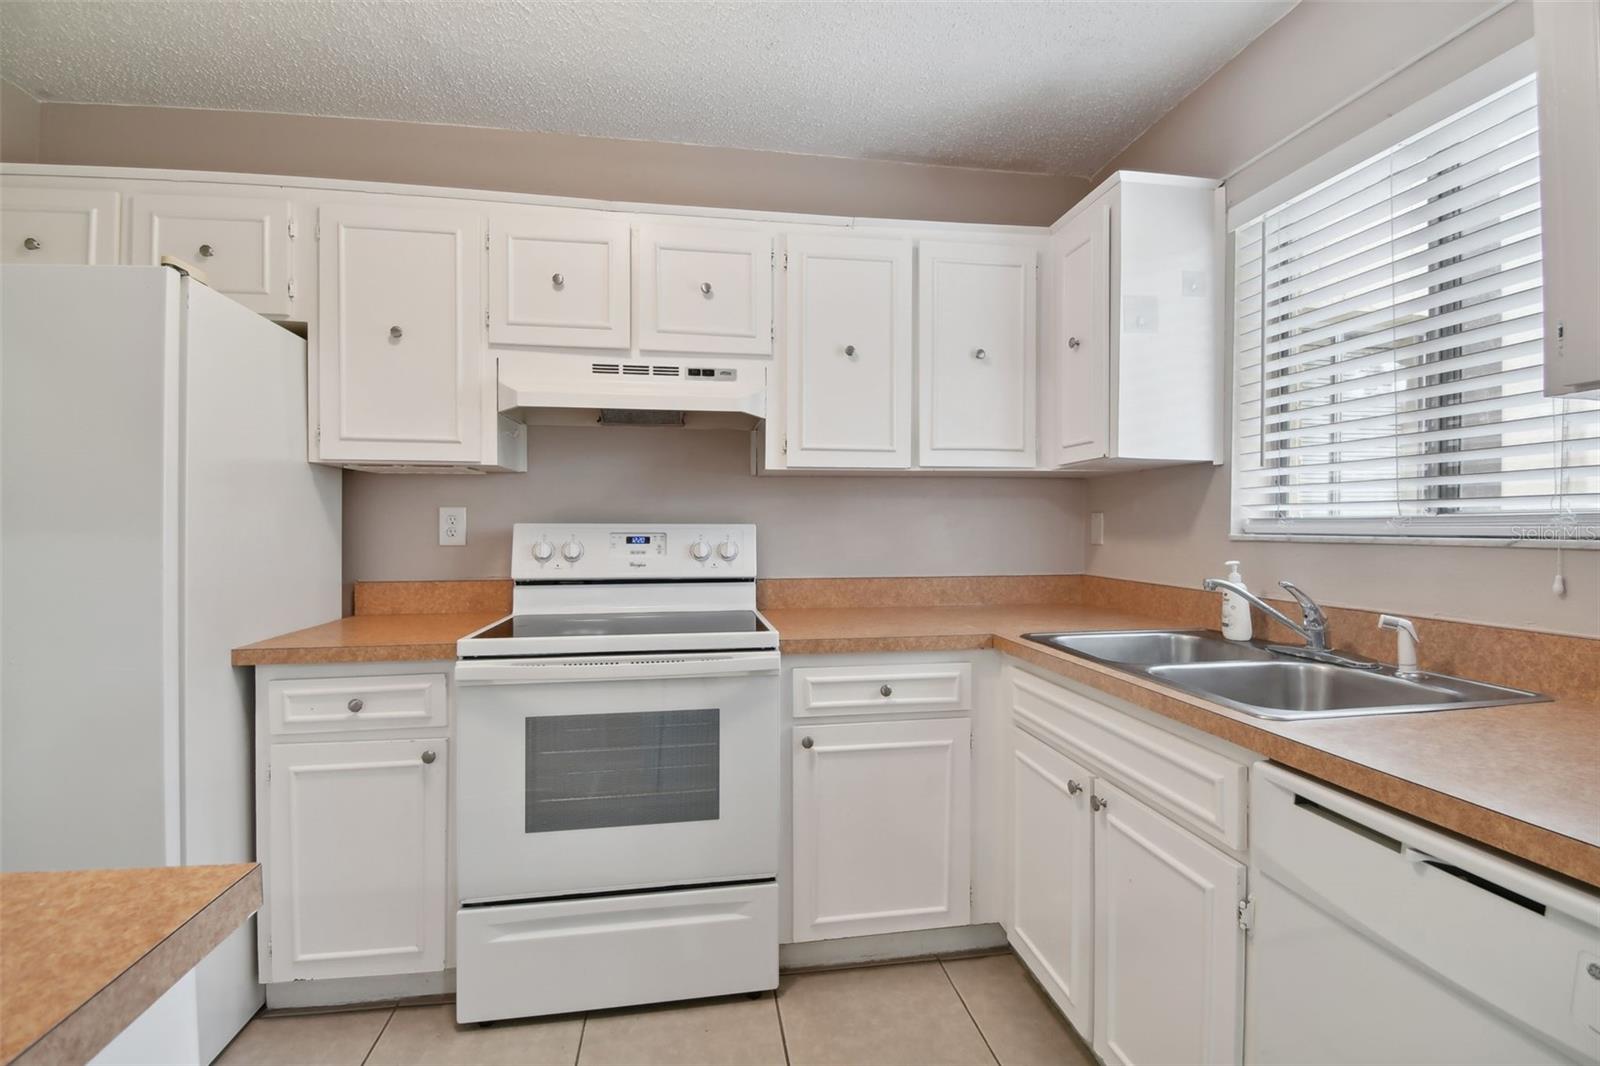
497, 351, 767, 429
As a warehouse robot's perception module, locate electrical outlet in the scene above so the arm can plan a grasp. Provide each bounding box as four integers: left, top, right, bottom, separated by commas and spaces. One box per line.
439, 507, 467, 546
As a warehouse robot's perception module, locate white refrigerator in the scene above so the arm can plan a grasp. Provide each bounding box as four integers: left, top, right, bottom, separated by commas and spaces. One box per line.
1, 265, 341, 1061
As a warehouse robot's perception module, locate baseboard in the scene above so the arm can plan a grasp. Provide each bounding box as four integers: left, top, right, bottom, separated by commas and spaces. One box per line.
779, 923, 1008, 971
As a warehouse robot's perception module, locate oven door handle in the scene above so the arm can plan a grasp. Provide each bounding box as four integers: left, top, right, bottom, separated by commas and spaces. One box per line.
455, 651, 780, 685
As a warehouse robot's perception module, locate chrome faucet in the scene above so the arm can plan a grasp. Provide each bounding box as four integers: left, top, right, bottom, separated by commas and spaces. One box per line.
1201, 578, 1376, 667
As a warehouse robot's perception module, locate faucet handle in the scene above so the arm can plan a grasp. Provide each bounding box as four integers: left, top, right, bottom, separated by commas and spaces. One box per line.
1277, 580, 1324, 622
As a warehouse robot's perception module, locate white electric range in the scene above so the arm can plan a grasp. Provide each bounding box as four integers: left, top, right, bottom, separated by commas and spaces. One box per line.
453, 523, 780, 1024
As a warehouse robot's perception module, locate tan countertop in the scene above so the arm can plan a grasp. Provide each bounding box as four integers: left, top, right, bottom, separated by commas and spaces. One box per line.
232, 612, 502, 665
233, 600, 1600, 888
0, 863, 262, 1065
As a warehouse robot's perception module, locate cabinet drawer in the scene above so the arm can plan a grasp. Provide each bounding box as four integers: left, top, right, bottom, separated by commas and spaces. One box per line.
793, 661, 972, 718
131, 194, 292, 316
1008, 665, 1245, 850
636, 224, 772, 354
268, 673, 448, 735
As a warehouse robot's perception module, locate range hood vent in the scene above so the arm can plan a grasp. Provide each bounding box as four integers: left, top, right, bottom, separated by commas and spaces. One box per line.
497, 351, 766, 430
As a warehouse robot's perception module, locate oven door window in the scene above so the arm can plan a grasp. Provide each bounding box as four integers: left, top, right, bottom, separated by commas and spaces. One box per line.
524, 708, 720, 833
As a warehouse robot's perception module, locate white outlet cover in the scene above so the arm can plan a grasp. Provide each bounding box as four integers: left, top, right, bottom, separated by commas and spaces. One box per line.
1089, 512, 1105, 546
439, 506, 467, 546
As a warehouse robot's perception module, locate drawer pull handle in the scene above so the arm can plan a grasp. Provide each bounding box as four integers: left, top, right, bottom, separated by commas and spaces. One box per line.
421, 750, 437, 765
700, 281, 713, 297
1067, 780, 1083, 796
879, 684, 893, 698
198, 243, 215, 258
552, 272, 565, 288
346, 698, 363, 713
800, 736, 814, 750
974, 347, 987, 360
22, 237, 41, 251
844, 344, 857, 358
1067, 336, 1081, 350
389, 325, 403, 340
1090, 795, 1108, 812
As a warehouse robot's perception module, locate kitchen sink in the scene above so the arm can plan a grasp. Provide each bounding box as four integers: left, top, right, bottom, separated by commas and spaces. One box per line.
1023, 629, 1547, 720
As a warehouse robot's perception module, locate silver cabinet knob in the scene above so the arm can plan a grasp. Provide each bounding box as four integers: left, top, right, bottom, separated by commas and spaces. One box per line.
879, 684, 894, 698
801, 736, 814, 750
1067, 336, 1081, 350
198, 243, 215, 258
844, 344, 857, 358
1090, 795, 1108, 812
700, 281, 713, 296
1067, 780, 1083, 795
22, 237, 41, 251
347, 698, 363, 713
1589, 962, 1600, 980
389, 325, 403, 340
974, 348, 987, 360
421, 750, 437, 765
551, 272, 564, 288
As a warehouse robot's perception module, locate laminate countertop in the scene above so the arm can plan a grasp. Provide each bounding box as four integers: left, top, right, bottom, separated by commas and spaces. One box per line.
233, 603, 1600, 888
0, 863, 262, 1065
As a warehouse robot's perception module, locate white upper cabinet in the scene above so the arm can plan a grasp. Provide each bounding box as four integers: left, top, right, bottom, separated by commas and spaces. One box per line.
791, 716, 971, 942
316, 202, 488, 464
1043, 172, 1221, 472
917, 241, 1037, 468
781, 233, 914, 468
1092, 779, 1244, 1066
488, 208, 630, 349
636, 223, 773, 354
1, 186, 119, 265
130, 193, 294, 317
1536, 0, 1600, 395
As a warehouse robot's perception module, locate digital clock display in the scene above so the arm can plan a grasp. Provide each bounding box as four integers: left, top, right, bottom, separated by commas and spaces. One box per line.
624, 534, 652, 545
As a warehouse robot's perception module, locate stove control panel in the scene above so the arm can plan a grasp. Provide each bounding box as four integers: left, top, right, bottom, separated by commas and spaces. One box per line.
512, 523, 757, 581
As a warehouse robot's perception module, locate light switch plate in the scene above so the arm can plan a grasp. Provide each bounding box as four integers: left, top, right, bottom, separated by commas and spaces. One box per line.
439, 506, 467, 546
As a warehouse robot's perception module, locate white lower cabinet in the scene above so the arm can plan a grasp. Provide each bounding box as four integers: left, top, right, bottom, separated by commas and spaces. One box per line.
265, 737, 449, 982
1007, 665, 1248, 1065
1092, 778, 1245, 1066
1009, 724, 1094, 1033
791, 716, 971, 941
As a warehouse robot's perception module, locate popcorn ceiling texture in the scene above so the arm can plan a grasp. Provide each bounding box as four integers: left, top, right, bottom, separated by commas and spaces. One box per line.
0, 0, 1293, 177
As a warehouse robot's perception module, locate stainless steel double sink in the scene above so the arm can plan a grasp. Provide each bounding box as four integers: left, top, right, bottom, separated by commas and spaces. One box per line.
1023, 630, 1547, 721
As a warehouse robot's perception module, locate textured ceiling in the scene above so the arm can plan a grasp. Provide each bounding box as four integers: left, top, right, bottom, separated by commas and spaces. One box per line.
0, 1, 1295, 177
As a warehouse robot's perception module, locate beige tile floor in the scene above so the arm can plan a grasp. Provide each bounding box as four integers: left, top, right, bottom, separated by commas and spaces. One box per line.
217, 952, 1096, 1066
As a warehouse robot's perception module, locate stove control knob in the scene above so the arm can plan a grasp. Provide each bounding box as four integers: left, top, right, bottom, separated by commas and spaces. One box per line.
690, 538, 712, 562
561, 538, 584, 562
532, 539, 555, 563
717, 539, 740, 561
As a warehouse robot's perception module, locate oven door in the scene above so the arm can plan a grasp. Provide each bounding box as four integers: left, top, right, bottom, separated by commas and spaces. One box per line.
455, 651, 780, 904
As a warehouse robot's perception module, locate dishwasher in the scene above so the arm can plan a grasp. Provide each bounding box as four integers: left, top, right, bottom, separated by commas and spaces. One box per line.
1247, 763, 1600, 1065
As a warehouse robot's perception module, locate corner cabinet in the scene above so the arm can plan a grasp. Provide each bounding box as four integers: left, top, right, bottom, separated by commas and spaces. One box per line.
1007, 664, 1248, 1065
1042, 172, 1222, 471
917, 242, 1037, 468
780, 234, 915, 468
314, 202, 493, 465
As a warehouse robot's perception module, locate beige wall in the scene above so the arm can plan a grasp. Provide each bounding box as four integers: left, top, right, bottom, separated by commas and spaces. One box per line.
1085, 0, 1597, 637
0, 79, 40, 163
24, 102, 1086, 226
343, 427, 1088, 581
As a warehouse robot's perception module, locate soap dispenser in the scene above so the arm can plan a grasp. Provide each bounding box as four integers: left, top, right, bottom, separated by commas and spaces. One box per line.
1220, 560, 1253, 641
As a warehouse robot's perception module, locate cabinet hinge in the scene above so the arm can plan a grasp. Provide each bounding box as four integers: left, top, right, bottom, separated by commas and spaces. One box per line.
1237, 895, 1255, 932
485, 309, 491, 328
314, 221, 321, 241
287, 218, 297, 240
783, 252, 789, 269
782, 436, 788, 456
287, 277, 297, 301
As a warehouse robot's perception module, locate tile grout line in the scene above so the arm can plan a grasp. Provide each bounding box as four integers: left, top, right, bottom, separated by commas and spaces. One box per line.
573, 1013, 588, 1066
773, 987, 793, 1066
938, 959, 1002, 1066
358, 1006, 397, 1066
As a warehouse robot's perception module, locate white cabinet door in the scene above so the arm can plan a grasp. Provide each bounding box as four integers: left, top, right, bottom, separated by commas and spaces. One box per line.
783, 234, 913, 468
1536, 0, 1600, 395
917, 241, 1037, 468
266, 739, 448, 982
1051, 202, 1111, 466
636, 224, 772, 354
316, 203, 487, 463
489, 208, 630, 349
1, 186, 119, 265
1009, 725, 1094, 1035
792, 716, 970, 941
1092, 779, 1244, 1066
130, 194, 293, 316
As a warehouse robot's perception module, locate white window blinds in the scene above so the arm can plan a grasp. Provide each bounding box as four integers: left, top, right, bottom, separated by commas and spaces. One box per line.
1232, 74, 1599, 539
